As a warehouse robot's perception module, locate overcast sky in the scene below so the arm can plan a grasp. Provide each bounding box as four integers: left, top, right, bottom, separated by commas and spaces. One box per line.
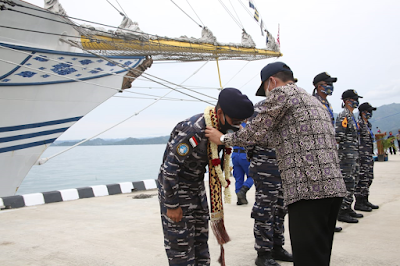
27, 0, 400, 140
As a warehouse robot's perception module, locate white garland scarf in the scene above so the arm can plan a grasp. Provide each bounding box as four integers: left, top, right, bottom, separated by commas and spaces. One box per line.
204, 106, 231, 204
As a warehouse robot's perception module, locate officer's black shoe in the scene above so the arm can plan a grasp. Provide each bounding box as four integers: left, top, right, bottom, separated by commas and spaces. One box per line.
255, 252, 281, 266
365, 196, 379, 209
349, 208, 364, 218
338, 210, 359, 223
236, 186, 249, 205
272, 246, 293, 262
334, 226, 343, 232
355, 197, 372, 212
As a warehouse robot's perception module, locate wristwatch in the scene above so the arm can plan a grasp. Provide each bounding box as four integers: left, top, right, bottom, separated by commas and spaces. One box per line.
219, 134, 225, 144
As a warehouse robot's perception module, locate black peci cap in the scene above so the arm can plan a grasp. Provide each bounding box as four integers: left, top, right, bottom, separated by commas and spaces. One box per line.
341, 89, 363, 100
218, 88, 254, 119
256, 62, 294, 97
313, 72, 337, 86
358, 102, 377, 112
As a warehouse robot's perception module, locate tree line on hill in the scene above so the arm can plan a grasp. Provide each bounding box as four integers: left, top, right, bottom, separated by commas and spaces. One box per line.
54, 103, 400, 146
53, 136, 170, 146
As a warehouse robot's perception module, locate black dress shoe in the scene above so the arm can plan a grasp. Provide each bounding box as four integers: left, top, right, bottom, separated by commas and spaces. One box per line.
349, 208, 364, 218
354, 203, 372, 212
334, 227, 342, 232
338, 212, 358, 223
255, 256, 281, 266
272, 246, 293, 262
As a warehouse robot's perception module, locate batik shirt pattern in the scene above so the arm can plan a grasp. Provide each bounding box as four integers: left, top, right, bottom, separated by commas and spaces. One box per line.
224, 83, 346, 206
314, 94, 335, 125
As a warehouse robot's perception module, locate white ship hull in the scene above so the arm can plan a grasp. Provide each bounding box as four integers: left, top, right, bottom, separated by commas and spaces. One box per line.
0, 1, 147, 197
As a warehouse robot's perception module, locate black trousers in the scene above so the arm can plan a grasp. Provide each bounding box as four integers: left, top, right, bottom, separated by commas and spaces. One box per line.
288, 197, 343, 266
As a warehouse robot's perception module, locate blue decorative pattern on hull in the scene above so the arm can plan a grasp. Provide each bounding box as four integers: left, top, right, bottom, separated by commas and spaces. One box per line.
0, 42, 145, 86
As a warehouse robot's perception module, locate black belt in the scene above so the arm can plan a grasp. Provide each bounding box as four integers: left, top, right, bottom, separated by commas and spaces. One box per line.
233, 149, 246, 153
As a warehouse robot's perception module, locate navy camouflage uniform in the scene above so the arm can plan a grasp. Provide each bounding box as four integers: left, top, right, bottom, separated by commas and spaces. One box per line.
355, 118, 374, 197
335, 108, 360, 210
246, 100, 286, 254
158, 113, 212, 266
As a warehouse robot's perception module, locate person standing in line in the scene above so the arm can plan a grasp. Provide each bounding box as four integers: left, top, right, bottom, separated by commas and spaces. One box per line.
312, 72, 337, 125
387, 131, 397, 155
232, 124, 254, 205
396, 130, 400, 152
355, 102, 379, 211
312, 71, 343, 233
206, 62, 346, 266
247, 99, 293, 266
335, 89, 364, 223
157, 88, 254, 266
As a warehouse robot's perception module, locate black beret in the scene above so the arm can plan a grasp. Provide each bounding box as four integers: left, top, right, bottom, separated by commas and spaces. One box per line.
218, 88, 254, 119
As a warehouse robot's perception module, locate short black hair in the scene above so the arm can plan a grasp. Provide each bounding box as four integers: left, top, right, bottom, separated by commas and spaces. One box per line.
272, 71, 295, 83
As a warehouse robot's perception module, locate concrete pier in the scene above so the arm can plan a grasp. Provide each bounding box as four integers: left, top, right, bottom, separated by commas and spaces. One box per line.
1, 156, 399, 265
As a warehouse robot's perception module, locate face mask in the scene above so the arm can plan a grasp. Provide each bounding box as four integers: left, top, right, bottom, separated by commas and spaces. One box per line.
264, 78, 276, 97
219, 114, 240, 134
347, 99, 359, 108
321, 85, 334, 95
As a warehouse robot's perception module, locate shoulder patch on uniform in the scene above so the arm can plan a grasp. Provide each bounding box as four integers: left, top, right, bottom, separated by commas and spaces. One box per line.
176, 143, 190, 156
189, 135, 199, 148
342, 117, 348, 128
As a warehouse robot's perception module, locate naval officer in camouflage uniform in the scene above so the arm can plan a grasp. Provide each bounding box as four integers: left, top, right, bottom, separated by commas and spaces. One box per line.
355, 102, 379, 211
157, 88, 254, 266
312, 72, 343, 232
247, 100, 293, 266
335, 89, 363, 223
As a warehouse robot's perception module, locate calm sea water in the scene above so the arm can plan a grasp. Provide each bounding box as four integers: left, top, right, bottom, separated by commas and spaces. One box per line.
16, 144, 166, 195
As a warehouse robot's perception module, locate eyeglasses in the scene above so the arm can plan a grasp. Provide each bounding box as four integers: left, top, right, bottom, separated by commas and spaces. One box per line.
224, 114, 245, 126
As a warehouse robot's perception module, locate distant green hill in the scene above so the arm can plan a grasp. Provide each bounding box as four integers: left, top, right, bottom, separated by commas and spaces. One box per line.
367, 103, 400, 135
54, 103, 400, 147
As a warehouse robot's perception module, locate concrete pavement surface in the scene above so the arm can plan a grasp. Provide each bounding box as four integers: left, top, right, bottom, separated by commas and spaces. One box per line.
1, 156, 400, 265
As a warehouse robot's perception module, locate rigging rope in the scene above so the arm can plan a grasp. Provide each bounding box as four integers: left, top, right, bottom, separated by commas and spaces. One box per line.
63, 38, 217, 102
229, 0, 244, 30
0, 44, 218, 102
113, 95, 210, 102
217, 0, 243, 30
115, 0, 129, 17
170, 0, 202, 28
36, 58, 213, 165
0, 1, 158, 39
223, 61, 250, 87
105, 0, 125, 17
186, 0, 204, 27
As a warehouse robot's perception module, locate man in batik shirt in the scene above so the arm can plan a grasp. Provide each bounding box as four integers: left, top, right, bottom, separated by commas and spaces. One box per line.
206, 62, 346, 266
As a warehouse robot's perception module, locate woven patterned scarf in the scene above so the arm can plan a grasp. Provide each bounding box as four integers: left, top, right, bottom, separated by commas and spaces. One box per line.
204, 106, 231, 266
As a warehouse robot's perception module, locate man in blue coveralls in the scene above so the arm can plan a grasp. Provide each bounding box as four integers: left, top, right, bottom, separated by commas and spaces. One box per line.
232, 122, 254, 205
